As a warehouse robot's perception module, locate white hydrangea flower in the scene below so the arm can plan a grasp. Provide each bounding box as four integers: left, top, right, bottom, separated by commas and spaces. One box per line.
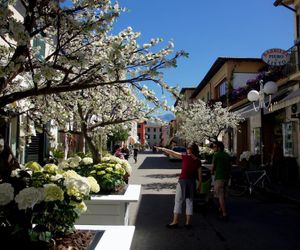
64, 176, 90, 199
44, 163, 59, 173
239, 151, 253, 162
15, 187, 44, 210
50, 174, 63, 182
87, 176, 100, 193
58, 160, 69, 169
0, 183, 14, 206
43, 184, 64, 201
75, 201, 87, 214
82, 157, 93, 165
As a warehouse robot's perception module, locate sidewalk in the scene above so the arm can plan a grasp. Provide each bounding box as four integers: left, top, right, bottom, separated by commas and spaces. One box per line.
274, 182, 300, 204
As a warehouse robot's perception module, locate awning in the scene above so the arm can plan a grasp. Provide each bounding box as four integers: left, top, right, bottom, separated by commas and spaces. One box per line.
271, 88, 300, 112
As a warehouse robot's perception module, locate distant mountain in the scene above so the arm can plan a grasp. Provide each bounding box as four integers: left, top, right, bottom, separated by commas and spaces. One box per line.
157, 113, 175, 122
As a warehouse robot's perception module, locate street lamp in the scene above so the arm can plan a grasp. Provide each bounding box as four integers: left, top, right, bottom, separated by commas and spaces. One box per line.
247, 80, 278, 167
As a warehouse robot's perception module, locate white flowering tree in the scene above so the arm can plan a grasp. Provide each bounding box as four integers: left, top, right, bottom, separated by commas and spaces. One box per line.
24, 84, 157, 163
0, 0, 187, 166
176, 100, 244, 144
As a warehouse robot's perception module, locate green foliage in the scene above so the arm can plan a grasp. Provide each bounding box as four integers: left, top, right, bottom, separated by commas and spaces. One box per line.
107, 125, 130, 144
51, 148, 64, 159
83, 160, 126, 193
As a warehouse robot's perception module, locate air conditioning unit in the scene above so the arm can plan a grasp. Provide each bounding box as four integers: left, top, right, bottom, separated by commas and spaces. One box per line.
290, 103, 300, 120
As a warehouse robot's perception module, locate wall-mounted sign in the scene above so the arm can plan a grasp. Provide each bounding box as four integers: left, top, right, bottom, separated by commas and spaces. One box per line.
261, 48, 290, 66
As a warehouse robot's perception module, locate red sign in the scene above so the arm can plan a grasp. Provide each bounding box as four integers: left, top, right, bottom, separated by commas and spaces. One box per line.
261, 48, 290, 66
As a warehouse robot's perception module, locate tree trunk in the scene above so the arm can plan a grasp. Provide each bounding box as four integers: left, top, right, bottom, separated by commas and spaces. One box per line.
77, 104, 101, 163
81, 123, 101, 164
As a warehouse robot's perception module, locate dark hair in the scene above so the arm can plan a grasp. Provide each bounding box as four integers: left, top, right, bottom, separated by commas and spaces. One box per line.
112, 144, 121, 154
214, 141, 224, 151
188, 142, 200, 157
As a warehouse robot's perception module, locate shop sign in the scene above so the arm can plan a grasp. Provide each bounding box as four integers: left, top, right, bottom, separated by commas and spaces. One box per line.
261, 48, 290, 66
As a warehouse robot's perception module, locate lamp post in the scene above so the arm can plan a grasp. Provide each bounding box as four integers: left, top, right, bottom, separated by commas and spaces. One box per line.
247, 80, 278, 167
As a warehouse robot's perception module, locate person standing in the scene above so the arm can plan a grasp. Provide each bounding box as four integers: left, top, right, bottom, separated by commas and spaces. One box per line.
211, 141, 231, 221
133, 146, 139, 163
121, 144, 130, 161
156, 143, 202, 229
113, 144, 125, 160
0, 135, 19, 181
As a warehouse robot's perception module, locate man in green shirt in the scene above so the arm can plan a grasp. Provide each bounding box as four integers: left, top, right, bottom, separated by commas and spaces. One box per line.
211, 141, 231, 221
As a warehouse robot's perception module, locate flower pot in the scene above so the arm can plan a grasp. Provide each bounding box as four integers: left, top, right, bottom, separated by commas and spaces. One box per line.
76, 184, 141, 225
75, 225, 135, 250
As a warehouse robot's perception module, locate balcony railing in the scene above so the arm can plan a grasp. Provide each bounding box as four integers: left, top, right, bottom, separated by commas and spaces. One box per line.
282, 44, 300, 76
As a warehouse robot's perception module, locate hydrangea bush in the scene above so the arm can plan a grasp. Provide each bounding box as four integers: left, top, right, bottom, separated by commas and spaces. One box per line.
0, 161, 99, 246
239, 151, 254, 162
58, 155, 132, 193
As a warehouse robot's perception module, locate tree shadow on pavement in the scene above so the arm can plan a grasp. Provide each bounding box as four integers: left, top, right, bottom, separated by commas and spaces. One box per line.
142, 182, 177, 191
138, 155, 181, 170
143, 174, 180, 179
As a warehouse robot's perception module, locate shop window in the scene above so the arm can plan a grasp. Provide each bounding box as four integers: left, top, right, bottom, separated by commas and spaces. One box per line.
217, 80, 227, 98
253, 127, 261, 154
282, 122, 294, 157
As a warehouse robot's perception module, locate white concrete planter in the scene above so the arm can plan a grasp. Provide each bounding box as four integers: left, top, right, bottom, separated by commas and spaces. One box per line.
76, 184, 141, 225
75, 225, 135, 250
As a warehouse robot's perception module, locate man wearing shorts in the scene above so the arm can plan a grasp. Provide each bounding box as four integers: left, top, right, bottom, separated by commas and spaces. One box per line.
211, 141, 231, 221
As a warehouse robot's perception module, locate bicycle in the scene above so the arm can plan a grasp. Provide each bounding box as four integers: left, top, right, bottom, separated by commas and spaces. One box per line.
229, 166, 274, 197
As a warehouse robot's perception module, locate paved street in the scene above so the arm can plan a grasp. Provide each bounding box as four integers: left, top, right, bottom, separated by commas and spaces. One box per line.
128, 152, 300, 250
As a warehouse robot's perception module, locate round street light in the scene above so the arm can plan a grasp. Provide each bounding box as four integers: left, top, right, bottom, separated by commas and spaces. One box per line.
247, 80, 278, 167
247, 80, 278, 111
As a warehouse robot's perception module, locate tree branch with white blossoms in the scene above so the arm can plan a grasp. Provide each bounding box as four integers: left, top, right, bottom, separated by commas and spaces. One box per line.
21, 84, 158, 163
0, 0, 185, 109
0, 0, 188, 169
176, 100, 244, 144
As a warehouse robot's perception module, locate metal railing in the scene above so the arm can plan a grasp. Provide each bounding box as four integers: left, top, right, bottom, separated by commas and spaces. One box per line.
282, 44, 300, 76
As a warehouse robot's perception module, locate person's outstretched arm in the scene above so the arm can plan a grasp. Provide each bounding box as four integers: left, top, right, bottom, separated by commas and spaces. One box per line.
155, 146, 182, 159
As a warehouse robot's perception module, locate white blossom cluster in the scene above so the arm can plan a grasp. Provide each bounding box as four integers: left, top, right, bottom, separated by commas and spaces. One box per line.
0, 0, 184, 114
176, 100, 244, 144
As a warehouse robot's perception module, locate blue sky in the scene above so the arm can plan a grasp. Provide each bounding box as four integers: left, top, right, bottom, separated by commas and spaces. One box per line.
114, 0, 294, 109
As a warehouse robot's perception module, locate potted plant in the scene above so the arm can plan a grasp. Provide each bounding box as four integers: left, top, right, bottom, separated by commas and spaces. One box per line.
56, 154, 140, 226
0, 161, 100, 249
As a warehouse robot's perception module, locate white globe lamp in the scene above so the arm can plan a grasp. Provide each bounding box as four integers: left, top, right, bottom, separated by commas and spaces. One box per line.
263, 81, 278, 95
247, 90, 259, 102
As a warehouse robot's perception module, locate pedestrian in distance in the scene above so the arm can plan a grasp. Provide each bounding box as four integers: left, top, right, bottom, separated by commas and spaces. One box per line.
113, 144, 125, 160
121, 144, 130, 161
133, 146, 139, 163
211, 141, 231, 221
156, 143, 202, 229
0, 135, 19, 181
